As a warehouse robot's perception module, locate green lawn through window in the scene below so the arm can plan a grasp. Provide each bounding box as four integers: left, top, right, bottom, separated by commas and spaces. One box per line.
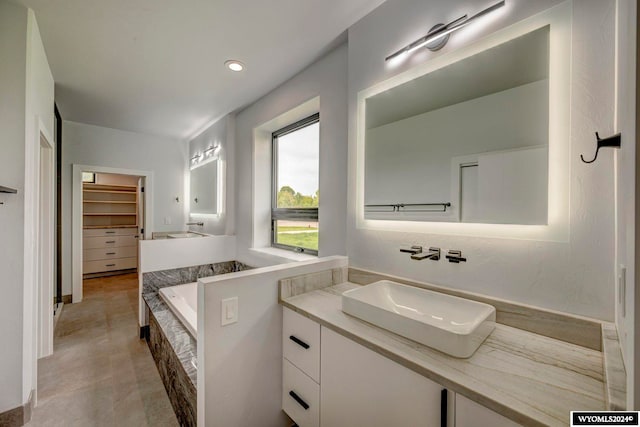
276, 225, 318, 251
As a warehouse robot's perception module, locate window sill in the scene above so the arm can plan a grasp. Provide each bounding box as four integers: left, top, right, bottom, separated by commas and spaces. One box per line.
249, 247, 317, 262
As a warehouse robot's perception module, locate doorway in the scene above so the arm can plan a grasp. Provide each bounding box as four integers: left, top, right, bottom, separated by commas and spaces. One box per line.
71, 165, 153, 304
81, 172, 142, 282
37, 129, 55, 359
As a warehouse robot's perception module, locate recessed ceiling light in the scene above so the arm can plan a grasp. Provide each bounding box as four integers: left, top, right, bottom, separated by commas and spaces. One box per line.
225, 60, 244, 72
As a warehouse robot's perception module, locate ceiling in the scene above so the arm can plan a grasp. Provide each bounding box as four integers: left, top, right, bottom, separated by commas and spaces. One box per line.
19, 0, 386, 140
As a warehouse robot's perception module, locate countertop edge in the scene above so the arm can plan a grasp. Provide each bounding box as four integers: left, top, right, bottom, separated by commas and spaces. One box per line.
602, 322, 627, 411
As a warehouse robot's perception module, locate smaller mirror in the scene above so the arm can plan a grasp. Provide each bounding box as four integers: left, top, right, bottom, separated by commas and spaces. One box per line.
190, 159, 218, 215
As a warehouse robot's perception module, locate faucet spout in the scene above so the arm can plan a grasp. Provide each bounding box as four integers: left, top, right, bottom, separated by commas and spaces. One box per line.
411, 247, 441, 261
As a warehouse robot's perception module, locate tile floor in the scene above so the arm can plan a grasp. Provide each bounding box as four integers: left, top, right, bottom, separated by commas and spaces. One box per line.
27, 273, 178, 426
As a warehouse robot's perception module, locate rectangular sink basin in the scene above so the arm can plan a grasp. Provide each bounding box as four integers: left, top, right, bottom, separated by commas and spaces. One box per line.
342, 280, 496, 358
167, 233, 203, 239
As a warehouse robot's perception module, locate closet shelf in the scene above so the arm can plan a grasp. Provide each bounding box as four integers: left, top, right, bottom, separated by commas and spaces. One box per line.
83, 200, 137, 204
83, 189, 137, 194
83, 183, 136, 189
83, 225, 138, 229
83, 213, 137, 216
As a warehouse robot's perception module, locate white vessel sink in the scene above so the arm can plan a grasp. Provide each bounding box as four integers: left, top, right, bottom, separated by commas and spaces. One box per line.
342, 280, 496, 358
168, 233, 202, 239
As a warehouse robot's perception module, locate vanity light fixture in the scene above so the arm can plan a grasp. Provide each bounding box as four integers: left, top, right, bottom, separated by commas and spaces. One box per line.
225, 60, 245, 72
204, 145, 219, 156
385, 0, 506, 62
190, 153, 202, 163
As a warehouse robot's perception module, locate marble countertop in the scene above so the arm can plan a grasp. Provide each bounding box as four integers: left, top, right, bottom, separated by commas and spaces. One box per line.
281, 282, 606, 427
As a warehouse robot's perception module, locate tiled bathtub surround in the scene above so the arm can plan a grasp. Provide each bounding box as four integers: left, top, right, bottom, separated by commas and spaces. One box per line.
279, 266, 348, 300
143, 260, 253, 297
148, 312, 197, 426
142, 260, 253, 426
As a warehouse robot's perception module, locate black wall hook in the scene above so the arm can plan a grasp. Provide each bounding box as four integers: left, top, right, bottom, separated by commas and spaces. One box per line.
580, 132, 621, 164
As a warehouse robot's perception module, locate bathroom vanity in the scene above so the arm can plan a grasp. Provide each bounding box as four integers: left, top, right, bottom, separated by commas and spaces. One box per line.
279, 269, 620, 427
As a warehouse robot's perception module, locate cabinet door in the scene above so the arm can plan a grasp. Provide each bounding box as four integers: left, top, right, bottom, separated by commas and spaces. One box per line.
455, 394, 521, 427
320, 327, 447, 427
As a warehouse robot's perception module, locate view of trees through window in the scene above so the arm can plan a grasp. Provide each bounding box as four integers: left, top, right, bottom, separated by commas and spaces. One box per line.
277, 186, 319, 208
273, 117, 319, 252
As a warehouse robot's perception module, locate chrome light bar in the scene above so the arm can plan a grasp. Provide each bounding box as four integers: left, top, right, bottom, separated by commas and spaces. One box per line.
385, 0, 506, 62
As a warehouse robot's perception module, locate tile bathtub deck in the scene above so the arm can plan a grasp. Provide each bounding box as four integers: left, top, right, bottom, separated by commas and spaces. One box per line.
27, 274, 178, 427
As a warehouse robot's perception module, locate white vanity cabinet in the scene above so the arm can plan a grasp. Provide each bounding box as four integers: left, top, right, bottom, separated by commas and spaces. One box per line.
455, 395, 521, 427
320, 326, 448, 427
282, 308, 321, 427
282, 307, 519, 427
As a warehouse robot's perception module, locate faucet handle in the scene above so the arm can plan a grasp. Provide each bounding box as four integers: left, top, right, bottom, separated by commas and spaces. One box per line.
445, 250, 467, 263
400, 245, 422, 255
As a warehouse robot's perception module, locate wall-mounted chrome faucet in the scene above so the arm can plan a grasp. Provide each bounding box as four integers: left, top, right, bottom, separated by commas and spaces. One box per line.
400, 245, 423, 255
400, 245, 441, 261
186, 222, 204, 227
445, 250, 467, 263
411, 247, 441, 261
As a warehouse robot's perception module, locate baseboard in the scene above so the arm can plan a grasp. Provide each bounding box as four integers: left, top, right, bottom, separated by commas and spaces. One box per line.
0, 390, 33, 426
83, 269, 137, 280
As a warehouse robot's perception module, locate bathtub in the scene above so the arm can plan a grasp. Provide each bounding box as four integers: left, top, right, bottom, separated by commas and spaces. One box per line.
159, 282, 197, 338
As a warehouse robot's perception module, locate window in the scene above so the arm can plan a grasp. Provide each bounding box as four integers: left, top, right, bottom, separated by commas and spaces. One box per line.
82, 172, 96, 183
272, 113, 319, 255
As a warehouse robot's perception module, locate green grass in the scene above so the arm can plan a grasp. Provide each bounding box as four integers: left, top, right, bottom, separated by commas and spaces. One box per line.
277, 226, 318, 232
276, 231, 318, 251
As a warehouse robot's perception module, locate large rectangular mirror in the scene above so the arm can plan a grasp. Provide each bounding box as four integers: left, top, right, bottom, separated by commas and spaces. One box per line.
364, 26, 550, 225
190, 159, 218, 215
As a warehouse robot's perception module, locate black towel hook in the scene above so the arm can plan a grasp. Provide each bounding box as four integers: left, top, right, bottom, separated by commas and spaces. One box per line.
580, 132, 621, 164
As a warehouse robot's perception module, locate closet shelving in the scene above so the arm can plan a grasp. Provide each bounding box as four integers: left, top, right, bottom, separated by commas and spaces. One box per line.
82, 183, 138, 229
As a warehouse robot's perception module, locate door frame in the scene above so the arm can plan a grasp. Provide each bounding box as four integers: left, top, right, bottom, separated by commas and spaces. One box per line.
37, 119, 55, 359
71, 164, 153, 303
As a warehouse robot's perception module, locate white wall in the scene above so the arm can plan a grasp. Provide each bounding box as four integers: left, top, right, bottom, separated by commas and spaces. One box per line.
139, 235, 237, 273
187, 114, 235, 236
347, 0, 617, 320
365, 80, 548, 206
61, 121, 187, 295
0, 1, 29, 414
0, 2, 54, 413
24, 6, 55, 405
235, 44, 349, 259
197, 256, 348, 427
95, 172, 139, 186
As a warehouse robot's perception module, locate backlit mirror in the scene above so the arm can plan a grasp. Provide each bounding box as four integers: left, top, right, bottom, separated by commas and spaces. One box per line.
190, 159, 218, 215
364, 26, 550, 225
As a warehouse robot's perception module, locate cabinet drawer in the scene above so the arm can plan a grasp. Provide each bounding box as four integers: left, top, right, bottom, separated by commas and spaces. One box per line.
282, 359, 319, 427
83, 246, 137, 261
83, 235, 137, 249
83, 257, 137, 274
83, 228, 138, 237
283, 308, 320, 382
